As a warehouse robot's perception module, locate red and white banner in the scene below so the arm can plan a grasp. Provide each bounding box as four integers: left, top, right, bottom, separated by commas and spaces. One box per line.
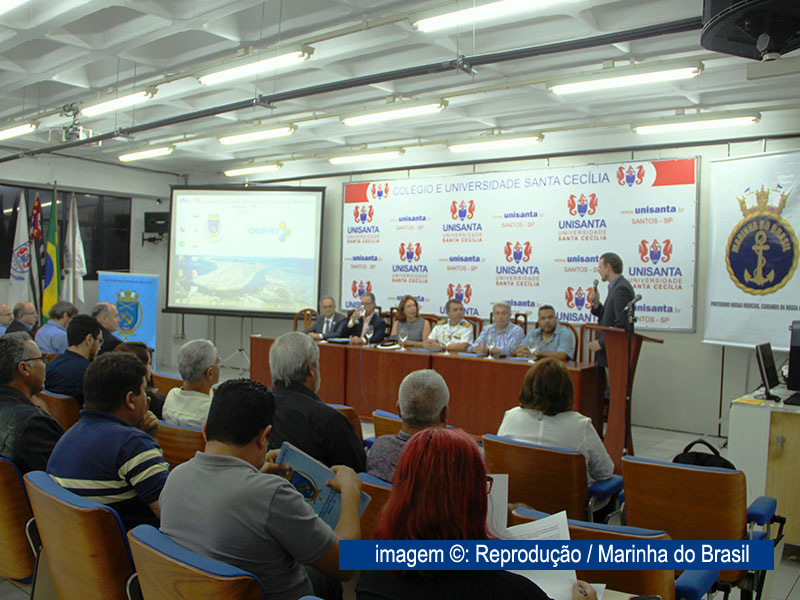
341, 158, 698, 330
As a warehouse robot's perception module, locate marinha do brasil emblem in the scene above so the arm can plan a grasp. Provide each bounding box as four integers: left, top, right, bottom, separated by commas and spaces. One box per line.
726, 185, 798, 295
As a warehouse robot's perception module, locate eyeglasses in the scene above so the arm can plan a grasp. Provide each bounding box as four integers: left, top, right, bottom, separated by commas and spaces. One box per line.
20, 355, 49, 365
486, 474, 494, 495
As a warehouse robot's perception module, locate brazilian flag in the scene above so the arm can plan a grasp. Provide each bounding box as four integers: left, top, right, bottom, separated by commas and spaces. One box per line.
42, 187, 60, 322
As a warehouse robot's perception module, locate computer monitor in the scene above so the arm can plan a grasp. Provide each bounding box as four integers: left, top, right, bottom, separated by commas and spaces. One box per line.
755, 342, 781, 400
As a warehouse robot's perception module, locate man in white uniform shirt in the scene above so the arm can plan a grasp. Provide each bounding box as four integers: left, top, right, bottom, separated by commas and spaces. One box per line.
423, 299, 473, 352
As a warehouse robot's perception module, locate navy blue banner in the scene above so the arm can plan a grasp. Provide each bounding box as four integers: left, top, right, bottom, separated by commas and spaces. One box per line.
340, 540, 773, 570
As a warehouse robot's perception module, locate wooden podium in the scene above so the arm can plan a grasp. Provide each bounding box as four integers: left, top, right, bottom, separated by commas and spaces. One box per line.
596, 325, 663, 473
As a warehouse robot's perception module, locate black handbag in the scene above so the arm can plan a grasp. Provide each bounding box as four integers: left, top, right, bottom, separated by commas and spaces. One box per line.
673, 439, 736, 470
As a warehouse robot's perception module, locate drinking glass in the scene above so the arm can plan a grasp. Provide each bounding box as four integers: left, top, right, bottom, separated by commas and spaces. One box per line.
487, 333, 496, 359
365, 325, 374, 344
399, 334, 408, 350
528, 343, 538, 363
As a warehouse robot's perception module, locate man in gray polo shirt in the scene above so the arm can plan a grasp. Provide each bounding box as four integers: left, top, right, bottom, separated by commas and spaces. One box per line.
159, 378, 361, 600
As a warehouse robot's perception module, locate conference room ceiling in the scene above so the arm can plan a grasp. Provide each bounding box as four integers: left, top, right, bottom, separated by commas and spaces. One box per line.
0, 0, 799, 176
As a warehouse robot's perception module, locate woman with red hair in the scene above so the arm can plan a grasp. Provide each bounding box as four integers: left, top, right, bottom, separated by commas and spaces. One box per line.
356, 428, 596, 599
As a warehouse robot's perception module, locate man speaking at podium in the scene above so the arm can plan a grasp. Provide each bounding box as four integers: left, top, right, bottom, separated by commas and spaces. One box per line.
588, 252, 635, 368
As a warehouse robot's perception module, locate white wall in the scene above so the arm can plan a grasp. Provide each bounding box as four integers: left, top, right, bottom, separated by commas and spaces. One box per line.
4, 139, 798, 437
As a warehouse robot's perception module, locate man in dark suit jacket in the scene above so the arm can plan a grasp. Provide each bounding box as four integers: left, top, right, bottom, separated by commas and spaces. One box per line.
4, 301, 38, 339
589, 252, 635, 367
304, 296, 347, 340
344, 292, 386, 344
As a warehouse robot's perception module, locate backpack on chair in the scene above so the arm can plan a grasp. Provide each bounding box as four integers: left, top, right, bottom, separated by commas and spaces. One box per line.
673, 438, 735, 470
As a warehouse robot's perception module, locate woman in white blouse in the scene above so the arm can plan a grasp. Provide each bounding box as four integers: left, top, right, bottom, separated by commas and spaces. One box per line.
497, 358, 614, 483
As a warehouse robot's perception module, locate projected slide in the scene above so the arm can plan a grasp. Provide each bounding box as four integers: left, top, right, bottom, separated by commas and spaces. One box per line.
166, 186, 324, 316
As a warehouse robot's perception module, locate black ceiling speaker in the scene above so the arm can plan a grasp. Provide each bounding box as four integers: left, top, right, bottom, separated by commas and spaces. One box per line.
701, 0, 800, 60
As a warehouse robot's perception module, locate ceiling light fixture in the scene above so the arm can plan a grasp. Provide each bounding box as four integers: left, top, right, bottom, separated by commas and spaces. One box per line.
0, 0, 30, 17
0, 122, 37, 141
81, 90, 155, 118
329, 150, 404, 165
633, 113, 760, 135
199, 48, 313, 86
118, 146, 174, 162
342, 102, 447, 126
218, 126, 296, 145
548, 62, 702, 95
413, 0, 563, 33
224, 163, 283, 177
448, 134, 543, 153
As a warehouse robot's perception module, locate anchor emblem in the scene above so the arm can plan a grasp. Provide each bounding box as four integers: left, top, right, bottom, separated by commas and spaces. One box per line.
743, 230, 775, 286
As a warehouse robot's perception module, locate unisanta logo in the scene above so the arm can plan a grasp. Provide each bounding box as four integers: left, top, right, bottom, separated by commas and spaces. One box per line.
370, 183, 389, 199
565, 286, 597, 310
351, 280, 373, 298
639, 239, 673, 264
399, 242, 422, 262
353, 204, 374, 224
617, 165, 645, 187
450, 200, 475, 221
446, 283, 472, 303
504, 241, 532, 264
568, 193, 598, 217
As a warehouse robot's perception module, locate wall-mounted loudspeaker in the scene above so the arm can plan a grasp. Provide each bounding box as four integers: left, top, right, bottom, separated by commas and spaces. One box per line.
701, 0, 800, 61
144, 212, 169, 234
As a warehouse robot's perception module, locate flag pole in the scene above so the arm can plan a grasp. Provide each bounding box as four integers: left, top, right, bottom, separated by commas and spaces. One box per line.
71, 192, 77, 304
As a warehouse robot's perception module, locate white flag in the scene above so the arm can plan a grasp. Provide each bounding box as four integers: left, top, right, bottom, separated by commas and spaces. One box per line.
8, 191, 34, 306
61, 193, 87, 304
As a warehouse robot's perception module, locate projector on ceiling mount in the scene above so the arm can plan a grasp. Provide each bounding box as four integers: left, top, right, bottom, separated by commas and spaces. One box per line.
49, 124, 101, 145
701, 0, 800, 60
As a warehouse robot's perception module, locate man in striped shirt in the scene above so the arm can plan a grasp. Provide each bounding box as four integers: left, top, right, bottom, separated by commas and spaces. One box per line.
47, 352, 168, 530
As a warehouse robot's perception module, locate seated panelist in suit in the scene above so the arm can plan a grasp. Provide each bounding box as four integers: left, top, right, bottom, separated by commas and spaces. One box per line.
305, 296, 347, 340
345, 292, 386, 345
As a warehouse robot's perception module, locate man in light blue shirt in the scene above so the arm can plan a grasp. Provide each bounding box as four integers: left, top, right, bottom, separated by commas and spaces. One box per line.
469, 301, 524, 356
513, 304, 575, 361
35, 301, 78, 354
0, 304, 12, 335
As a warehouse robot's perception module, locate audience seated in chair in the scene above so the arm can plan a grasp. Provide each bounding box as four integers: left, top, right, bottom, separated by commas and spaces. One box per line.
92, 301, 123, 355
115, 341, 165, 420
160, 378, 361, 600
44, 314, 103, 405
366, 369, 448, 482
305, 296, 347, 340
356, 428, 597, 600
3, 301, 37, 339
0, 333, 63, 473
34, 300, 78, 355
498, 357, 613, 484
268, 332, 366, 472
162, 339, 219, 427
47, 352, 168, 530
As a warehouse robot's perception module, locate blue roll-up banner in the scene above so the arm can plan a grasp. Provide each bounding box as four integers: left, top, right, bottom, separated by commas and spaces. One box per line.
97, 272, 159, 353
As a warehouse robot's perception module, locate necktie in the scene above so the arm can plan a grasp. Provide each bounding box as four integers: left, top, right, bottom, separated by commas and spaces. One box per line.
323, 319, 330, 335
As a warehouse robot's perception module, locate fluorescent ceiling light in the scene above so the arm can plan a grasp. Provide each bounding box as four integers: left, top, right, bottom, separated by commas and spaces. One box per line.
343, 102, 446, 126
449, 134, 543, 153
633, 114, 760, 135
413, 0, 558, 33
199, 49, 312, 86
330, 150, 404, 165
0, 0, 30, 17
118, 146, 174, 162
0, 122, 37, 141
218, 126, 296, 145
224, 163, 282, 177
549, 64, 702, 95
82, 91, 154, 117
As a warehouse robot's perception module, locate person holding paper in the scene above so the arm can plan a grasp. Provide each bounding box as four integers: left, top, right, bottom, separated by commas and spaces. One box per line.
357, 428, 597, 600
160, 378, 362, 600
497, 358, 613, 484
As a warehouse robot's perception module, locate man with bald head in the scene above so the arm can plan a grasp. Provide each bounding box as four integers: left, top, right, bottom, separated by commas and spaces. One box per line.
0, 304, 13, 335
4, 301, 38, 339
0, 333, 63, 473
92, 302, 122, 354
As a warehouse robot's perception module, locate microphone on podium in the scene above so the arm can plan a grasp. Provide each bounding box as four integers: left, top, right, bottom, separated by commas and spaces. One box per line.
624, 294, 643, 311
